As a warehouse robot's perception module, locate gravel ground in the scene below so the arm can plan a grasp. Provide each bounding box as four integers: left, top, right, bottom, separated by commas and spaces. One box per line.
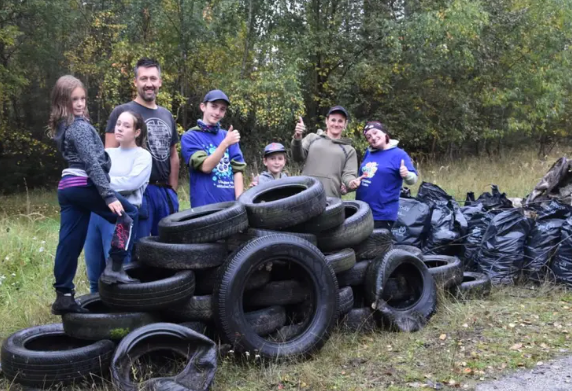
476, 355, 572, 391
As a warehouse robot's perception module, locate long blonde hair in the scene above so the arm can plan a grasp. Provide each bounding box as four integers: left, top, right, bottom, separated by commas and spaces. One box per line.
48, 75, 90, 137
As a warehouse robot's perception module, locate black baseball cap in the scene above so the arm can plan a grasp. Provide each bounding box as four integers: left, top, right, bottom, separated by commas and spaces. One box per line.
263, 142, 287, 157
203, 89, 230, 105
326, 105, 349, 120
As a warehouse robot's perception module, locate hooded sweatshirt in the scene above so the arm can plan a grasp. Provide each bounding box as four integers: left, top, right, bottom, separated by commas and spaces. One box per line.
291, 133, 358, 198
356, 143, 417, 221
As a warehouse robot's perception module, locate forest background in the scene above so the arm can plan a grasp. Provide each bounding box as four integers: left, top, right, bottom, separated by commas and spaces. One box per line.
1, 0, 571, 192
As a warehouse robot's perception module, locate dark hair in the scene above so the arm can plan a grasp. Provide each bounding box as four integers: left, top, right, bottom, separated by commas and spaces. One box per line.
48, 75, 90, 137
134, 57, 161, 78
120, 111, 148, 148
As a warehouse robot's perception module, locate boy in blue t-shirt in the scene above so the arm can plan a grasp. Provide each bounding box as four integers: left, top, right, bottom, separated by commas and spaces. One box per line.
181, 90, 246, 207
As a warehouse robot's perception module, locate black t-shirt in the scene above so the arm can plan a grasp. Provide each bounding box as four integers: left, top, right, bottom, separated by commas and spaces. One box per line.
106, 101, 178, 183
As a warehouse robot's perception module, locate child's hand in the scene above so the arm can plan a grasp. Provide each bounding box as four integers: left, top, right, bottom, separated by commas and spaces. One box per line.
399, 159, 409, 178
224, 125, 241, 147
294, 117, 305, 140
249, 174, 259, 188
108, 200, 124, 215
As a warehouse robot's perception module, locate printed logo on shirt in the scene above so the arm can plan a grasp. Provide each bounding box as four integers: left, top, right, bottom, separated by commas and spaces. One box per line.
362, 162, 378, 180
146, 117, 172, 162
207, 144, 235, 189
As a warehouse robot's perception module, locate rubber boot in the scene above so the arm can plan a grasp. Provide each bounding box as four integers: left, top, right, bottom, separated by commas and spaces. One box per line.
51, 290, 89, 315
100, 257, 140, 285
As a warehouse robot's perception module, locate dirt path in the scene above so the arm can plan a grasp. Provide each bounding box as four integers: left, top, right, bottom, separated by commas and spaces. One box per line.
476, 355, 572, 391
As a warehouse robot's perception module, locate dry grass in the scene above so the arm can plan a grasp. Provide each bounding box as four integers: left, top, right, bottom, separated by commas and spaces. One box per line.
1, 147, 572, 390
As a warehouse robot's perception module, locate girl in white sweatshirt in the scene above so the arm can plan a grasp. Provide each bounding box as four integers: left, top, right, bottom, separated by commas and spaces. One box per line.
84, 111, 152, 293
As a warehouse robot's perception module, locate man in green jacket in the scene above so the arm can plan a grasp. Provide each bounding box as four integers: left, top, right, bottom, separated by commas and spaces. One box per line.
291, 106, 360, 198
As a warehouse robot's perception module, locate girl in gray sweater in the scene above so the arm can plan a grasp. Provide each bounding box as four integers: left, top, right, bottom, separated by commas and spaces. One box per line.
49, 75, 139, 315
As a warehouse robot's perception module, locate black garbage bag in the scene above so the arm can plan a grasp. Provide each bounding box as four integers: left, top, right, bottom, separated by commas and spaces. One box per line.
461, 203, 489, 271
400, 187, 412, 198
524, 200, 572, 282
417, 182, 468, 255
476, 185, 513, 210
465, 192, 476, 206
392, 198, 432, 248
477, 208, 532, 284
551, 216, 572, 287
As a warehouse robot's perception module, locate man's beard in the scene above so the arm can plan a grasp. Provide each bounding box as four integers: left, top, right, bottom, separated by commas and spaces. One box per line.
139, 87, 156, 102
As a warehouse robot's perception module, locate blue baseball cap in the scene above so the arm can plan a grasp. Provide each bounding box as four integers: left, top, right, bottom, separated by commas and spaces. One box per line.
263, 142, 287, 157
326, 105, 349, 120
203, 89, 230, 105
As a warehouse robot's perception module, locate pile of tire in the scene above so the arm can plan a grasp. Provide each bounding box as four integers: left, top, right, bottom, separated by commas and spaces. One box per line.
0, 176, 493, 389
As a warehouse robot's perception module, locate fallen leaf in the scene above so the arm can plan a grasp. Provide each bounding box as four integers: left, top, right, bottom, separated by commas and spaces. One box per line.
439, 334, 447, 340
510, 343, 523, 350
509, 323, 516, 328
463, 368, 472, 374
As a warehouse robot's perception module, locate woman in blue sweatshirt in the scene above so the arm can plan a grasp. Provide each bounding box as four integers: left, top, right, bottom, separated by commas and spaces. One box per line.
354, 121, 418, 229
49, 75, 139, 315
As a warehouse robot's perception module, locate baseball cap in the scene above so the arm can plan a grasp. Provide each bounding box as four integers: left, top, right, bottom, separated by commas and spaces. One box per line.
263, 142, 287, 157
363, 121, 387, 136
203, 89, 230, 105
326, 105, 349, 120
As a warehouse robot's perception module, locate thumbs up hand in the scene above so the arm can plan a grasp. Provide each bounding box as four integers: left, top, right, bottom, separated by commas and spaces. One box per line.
294, 116, 305, 140
223, 125, 241, 147
399, 159, 409, 178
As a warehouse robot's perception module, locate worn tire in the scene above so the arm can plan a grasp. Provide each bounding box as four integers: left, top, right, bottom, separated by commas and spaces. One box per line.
244, 280, 311, 308
136, 236, 227, 270
365, 249, 437, 323
158, 201, 248, 244
214, 234, 339, 359
338, 287, 354, 316
290, 197, 345, 233
245, 306, 287, 336
270, 323, 307, 342
99, 263, 195, 311
238, 176, 327, 230
338, 308, 377, 333
393, 244, 424, 260
195, 267, 271, 295
451, 272, 492, 299
110, 323, 217, 391
1, 324, 114, 387
163, 295, 214, 322
227, 228, 317, 251
423, 255, 463, 289
353, 228, 393, 260
62, 293, 160, 341
337, 260, 370, 287
317, 200, 374, 252
325, 248, 356, 274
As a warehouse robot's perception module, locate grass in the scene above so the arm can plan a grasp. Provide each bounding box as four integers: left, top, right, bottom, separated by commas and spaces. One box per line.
1, 147, 572, 390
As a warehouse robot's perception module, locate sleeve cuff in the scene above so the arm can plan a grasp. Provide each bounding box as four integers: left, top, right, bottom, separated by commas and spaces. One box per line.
404, 172, 418, 185
190, 151, 208, 170
231, 160, 247, 173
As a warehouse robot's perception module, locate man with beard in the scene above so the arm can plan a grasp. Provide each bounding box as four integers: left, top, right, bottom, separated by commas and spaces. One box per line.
105, 57, 180, 239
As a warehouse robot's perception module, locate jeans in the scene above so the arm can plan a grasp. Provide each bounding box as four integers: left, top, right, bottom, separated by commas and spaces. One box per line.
137, 184, 179, 238
53, 178, 138, 293
84, 213, 139, 293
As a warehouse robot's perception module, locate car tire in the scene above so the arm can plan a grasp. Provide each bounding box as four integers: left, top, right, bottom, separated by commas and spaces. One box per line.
337, 260, 371, 287
352, 228, 393, 260
325, 248, 356, 274
289, 197, 345, 233
451, 271, 492, 299
423, 255, 463, 289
